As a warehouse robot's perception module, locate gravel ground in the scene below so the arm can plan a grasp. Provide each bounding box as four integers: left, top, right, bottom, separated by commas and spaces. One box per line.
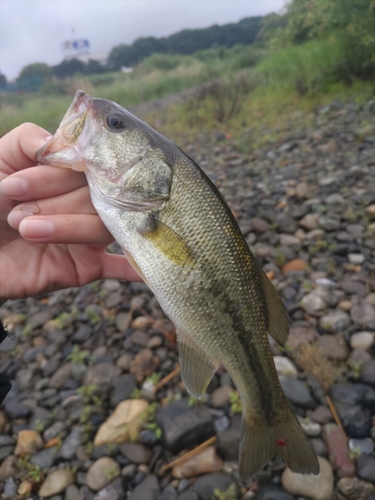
0, 96, 374, 500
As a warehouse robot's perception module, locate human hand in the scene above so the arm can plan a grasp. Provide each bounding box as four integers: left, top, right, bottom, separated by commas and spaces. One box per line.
0, 123, 140, 304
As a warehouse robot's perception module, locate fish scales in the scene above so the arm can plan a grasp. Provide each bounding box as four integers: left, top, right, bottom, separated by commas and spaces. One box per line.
36, 90, 319, 480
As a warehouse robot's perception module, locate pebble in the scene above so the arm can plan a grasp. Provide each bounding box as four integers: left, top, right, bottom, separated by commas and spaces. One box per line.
350, 331, 374, 350
191, 472, 238, 500
307, 405, 333, 424
274, 356, 298, 376
30, 447, 58, 470
111, 373, 136, 407
14, 430, 43, 456
299, 418, 321, 437
279, 376, 317, 409
255, 484, 295, 500
84, 363, 121, 396
210, 385, 232, 407
288, 326, 318, 348
172, 446, 223, 478
0, 455, 19, 481
348, 438, 374, 454
316, 334, 349, 360
281, 457, 333, 500
93, 477, 124, 500
330, 383, 375, 438
94, 399, 149, 446
319, 309, 350, 332
357, 453, 375, 483
130, 348, 161, 383
159, 486, 178, 500
282, 259, 308, 274
323, 423, 355, 477
156, 398, 214, 452
361, 359, 375, 386
65, 484, 84, 500
86, 457, 120, 491
351, 302, 375, 329
38, 468, 75, 497
61, 427, 84, 459
216, 414, 241, 461
127, 474, 160, 500
337, 477, 375, 500
301, 286, 337, 316
118, 442, 152, 464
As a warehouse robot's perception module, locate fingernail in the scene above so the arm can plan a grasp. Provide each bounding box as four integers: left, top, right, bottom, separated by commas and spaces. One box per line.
19, 218, 54, 238
35, 134, 53, 150
7, 203, 40, 228
0, 177, 29, 197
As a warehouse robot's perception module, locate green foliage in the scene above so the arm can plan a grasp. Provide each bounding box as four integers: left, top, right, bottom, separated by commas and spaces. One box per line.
107, 17, 262, 70
213, 484, 237, 500
229, 391, 242, 414
18, 62, 51, 82
145, 372, 162, 385
77, 385, 102, 405
18, 455, 43, 480
146, 421, 162, 439
261, 0, 375, 85
67, 345, 90, 364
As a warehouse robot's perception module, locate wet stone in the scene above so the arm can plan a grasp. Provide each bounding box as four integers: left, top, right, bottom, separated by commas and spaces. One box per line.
61, 427, 84, 460
361, 360, 375, 386
119, 442, 153, 464
279, 376, 317, 409
156, 398, 214, 453
357, 453, 375, 483
191, 472, 238, 500
337, 477, 375, 500
111, 373, 136, 407
128, 474, 160, 500
255, 484, 295, 500
329, 383, 375, 438
93, 477, 124, 500
30, 446, 58, 470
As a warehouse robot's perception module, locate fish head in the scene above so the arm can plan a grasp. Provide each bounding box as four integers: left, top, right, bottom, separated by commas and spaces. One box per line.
36, 90, 168, 209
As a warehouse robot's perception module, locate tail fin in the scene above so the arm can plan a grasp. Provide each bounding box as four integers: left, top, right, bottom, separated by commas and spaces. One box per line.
239, 403, 319, 480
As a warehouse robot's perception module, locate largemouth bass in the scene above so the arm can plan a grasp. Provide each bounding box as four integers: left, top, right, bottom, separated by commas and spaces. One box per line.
36, 90, 319, 480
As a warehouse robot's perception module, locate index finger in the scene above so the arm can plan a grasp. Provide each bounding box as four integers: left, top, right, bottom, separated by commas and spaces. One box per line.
0, 123, 52, 176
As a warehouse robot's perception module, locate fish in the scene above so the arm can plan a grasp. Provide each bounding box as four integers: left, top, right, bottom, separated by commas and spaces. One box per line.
36, 90, 319, 480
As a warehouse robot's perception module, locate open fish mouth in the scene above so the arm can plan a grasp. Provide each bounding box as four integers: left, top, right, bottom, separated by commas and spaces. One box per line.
36, 90, 94, 171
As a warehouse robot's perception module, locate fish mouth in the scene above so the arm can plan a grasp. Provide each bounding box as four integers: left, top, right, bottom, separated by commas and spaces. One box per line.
36, 90, 94, 171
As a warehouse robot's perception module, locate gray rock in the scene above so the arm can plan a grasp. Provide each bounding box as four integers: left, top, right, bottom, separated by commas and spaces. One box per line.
30, 446, 58, 470
158, 486, 178, 500
276, 214, 297, 234
156, 398, 214, 453
65, 484, 84, 500
30, 406, 54, 432
84, 363, 121, 396
0, 446, 14, 460
72, 324, 93, 343
319, 216, 340, 230
177, 491, 199, 500
316, 335, 349, 361
29, 310, 53, 329
357, 453, 375, 483
350, 331, 374, 350
3, 399, 31, 419
93, 477, 125, 500
330, 383, 375, 438
279, 376, 317, 409
216, 415, 241, 461
255, 484, 295, 500
43, 421, 68, 441
337, 477, 375, 500
111, 373, 136, 407
192, 472, 238, 500
49, 363, 72, 389
310, 438, 327, 457
3, 477, 17, 499
301, 286, 337, 315
128, 474, 160, 500
61, 427, 84, 459
118, 442, 152, 464
86, 457, 121, 491
319, 309, 350, 332
349, 438, 374, 454
361, 360, 375, 386
351, 302, 375, 329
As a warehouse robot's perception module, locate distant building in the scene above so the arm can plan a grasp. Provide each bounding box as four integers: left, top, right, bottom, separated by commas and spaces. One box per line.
62, 39, 109, 66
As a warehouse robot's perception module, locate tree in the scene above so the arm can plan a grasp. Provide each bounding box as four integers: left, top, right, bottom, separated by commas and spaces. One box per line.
52, 58, 86, 78
18, 62, 51, 82
0, 73, 7, 87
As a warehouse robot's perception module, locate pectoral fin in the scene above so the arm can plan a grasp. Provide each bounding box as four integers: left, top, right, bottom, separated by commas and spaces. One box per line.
260, 270, 289, 347
178, 334, 219, 398
141, 219, 195, 267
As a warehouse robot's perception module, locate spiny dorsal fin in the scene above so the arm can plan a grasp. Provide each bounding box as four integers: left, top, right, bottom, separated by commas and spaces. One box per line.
260, 270, 289, 347
141, 219, 195, 266
178, 334, 219, 398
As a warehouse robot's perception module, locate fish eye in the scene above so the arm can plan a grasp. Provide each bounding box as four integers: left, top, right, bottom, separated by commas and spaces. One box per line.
106, 113, 126, 132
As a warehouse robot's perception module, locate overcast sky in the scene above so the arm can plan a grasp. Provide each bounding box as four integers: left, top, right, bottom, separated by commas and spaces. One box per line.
0, 0, 286, 80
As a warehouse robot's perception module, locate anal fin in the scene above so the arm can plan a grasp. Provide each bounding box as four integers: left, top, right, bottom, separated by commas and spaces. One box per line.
260, 269, 289, 347
178, 334, 219, 398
